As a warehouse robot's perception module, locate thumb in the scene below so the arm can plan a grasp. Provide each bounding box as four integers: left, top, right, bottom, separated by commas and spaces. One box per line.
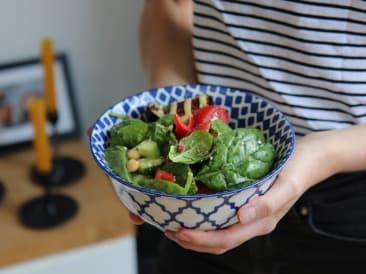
237, 177, 299, 225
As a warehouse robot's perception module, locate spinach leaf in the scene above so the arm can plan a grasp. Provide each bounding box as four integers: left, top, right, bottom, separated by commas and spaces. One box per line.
104, 145, 131, 182
138, 179, 186, 195
162, 162, 198, 194
246, 143, 275, 178
110, 119, 149, 148
168, 130, 213, 164
211, 119, 232, 135
157, 114, 174, 127
196, 128, 275, 192
131, 170, 194, 195
148, 120, 177, 156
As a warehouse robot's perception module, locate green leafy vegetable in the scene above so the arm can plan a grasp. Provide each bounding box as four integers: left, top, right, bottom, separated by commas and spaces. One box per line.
148, 118, 177, 156
196, 128, 275, 192
138, 179, 187, 195
131, 170, 194, 195
168, 130, 213, 164
162, 162, 198, 194
104, 145, 131, 182
246, 143, 275, 178
210, 119, 232, 135
110, 119, 149, 148
156, 114, 174, 127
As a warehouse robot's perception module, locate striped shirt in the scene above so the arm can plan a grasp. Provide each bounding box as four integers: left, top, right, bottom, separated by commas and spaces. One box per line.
192, 0, 366, 136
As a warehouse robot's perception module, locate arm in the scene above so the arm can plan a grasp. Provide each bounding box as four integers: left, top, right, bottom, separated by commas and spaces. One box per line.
139, 0, 197, 88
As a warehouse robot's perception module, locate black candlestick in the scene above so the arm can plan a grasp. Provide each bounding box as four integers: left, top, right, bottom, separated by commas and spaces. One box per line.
19, 168, 78, 229
31, 154, 86, 187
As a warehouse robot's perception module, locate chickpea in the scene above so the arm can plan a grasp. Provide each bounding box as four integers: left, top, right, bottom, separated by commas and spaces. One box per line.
128, 148, 140, 160
126, 159, 139, 172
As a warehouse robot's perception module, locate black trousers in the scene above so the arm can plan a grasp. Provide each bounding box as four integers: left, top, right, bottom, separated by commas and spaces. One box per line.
137, 172, 366, 274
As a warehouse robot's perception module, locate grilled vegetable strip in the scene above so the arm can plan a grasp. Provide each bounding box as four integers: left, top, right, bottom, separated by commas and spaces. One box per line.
147, 95, 213, 119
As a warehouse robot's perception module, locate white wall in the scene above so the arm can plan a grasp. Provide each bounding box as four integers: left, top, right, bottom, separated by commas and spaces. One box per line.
0, 0, 147, 134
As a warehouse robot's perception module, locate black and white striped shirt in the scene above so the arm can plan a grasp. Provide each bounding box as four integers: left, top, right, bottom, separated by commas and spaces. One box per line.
192, 0, 366, 136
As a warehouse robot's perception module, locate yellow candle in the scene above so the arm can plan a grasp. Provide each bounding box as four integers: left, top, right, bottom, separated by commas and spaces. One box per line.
41, 38, 57, 114
29, 99, 53, 173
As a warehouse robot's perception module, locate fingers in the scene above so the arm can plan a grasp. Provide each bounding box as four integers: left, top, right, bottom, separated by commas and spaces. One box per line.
129, 212, 144, 225
165, 231, 227, 254
164, 176, 304, 254
165, 227, 237, 254
237, 176, 301, 225
165, 210, 285, 254
87, 126, 92, 137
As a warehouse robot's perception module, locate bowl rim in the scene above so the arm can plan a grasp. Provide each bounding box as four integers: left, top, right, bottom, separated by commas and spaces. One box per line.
89, 84, 296, 198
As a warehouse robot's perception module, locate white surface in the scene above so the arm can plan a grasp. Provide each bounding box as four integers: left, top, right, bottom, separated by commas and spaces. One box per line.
0, 236, 137, 274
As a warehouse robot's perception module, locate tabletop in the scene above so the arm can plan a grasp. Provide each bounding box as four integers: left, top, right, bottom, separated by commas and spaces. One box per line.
0, 139, 134, 267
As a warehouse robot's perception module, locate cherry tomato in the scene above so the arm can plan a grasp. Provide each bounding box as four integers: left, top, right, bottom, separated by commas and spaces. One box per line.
154, 169, 176, 182
173, 114, 194, 139
193, 105, 229, 130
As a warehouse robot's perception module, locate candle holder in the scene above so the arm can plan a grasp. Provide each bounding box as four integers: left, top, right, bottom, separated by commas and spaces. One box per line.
32, 111, 86, 187
19, 167, 78, 229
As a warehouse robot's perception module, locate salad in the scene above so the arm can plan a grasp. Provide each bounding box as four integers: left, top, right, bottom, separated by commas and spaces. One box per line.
104, 96, 275, 195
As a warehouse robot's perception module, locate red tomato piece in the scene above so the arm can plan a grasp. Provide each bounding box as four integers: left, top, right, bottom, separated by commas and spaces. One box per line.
193, 105, 229, 131
154, 169, 176, 182
173, 114, 194, 139
192, 121, 211, 131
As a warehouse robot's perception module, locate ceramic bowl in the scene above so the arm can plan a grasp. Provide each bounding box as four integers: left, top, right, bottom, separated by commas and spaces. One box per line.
89, 84, 295, 231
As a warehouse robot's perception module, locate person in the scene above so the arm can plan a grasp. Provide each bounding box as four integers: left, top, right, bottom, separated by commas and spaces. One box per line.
133, 1, 366, 273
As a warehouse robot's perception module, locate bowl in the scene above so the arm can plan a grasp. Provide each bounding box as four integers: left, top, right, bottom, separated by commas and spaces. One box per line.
89, 84, 295, 231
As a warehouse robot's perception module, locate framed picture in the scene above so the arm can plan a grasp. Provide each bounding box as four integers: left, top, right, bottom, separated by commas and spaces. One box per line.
0, 53, 80, 152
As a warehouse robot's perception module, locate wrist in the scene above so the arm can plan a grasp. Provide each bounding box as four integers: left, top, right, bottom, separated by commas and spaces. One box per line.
326, 125, 366, 173
297, 131, 340, 189
319, 131, 343, 176
311, 125, 366, 176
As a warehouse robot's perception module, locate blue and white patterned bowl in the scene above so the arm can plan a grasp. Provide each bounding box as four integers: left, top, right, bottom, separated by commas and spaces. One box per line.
89, 84, 295, 231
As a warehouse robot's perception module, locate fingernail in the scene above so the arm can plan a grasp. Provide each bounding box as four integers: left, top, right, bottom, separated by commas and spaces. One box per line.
239, 207, 256, 224
176, 232, 191, 242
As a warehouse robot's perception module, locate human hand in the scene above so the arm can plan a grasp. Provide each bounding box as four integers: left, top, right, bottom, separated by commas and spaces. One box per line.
87, 126, 145, 226
164, 131, 339, 254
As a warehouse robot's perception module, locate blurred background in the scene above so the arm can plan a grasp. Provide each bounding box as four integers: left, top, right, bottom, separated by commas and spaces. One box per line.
0, 1, 150, 274
0, 0, 146, 135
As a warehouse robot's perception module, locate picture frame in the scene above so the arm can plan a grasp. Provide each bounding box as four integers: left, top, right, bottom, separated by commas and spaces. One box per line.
0, 53, 80, 152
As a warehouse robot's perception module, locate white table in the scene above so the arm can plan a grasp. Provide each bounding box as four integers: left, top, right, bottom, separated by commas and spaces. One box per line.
0, 236, 137, 274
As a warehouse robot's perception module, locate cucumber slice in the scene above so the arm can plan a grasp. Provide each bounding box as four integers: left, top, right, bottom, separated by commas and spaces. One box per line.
136, 140, 160, 158
138, 158, 163, 173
